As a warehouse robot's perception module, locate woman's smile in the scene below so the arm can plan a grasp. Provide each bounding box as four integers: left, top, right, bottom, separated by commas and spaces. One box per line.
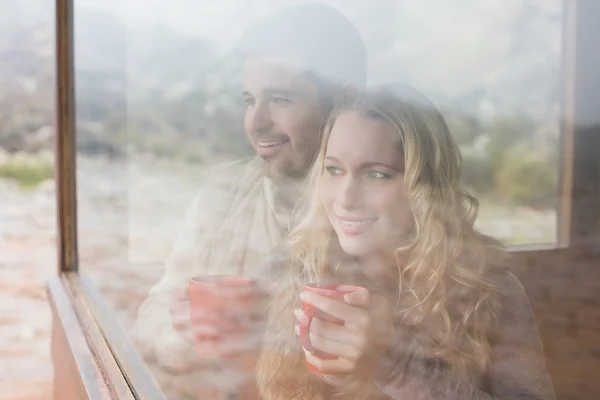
337, 216, 377, 235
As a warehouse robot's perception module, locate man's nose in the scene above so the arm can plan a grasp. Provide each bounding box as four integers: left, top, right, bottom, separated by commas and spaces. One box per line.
336, 176, 364, 210
246, 102, 273, 134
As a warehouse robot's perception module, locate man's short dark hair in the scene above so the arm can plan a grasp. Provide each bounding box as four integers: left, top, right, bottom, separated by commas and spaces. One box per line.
237, 3, 368, 88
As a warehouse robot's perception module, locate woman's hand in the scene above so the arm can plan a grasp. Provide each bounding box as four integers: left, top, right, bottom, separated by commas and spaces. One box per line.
294, 289, 395, 374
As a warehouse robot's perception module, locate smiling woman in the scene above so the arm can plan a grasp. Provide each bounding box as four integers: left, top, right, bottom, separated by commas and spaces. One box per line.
253, 84, 557, 400
45, 1, 600, 400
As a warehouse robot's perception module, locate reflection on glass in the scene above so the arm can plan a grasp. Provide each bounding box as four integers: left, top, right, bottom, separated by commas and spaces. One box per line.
72, 1, 563, 399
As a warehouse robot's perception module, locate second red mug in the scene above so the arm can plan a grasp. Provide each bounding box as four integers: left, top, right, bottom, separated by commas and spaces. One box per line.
188, 274, 265, 358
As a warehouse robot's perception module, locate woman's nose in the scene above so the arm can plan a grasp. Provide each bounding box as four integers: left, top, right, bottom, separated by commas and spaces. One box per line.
336, 176, 364, 210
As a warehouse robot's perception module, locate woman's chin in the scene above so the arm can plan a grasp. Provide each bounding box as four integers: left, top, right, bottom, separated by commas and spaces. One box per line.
338, 238, 373, 258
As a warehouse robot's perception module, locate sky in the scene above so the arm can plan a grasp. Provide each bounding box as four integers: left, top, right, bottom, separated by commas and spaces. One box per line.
68, 0, 560, 96
4, 0, 564, 115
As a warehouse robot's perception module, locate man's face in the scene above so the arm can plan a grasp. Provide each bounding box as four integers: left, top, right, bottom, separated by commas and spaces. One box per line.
243, 57, 327, 180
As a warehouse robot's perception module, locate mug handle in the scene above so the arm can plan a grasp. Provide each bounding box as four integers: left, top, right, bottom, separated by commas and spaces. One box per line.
299, 307, 315, 352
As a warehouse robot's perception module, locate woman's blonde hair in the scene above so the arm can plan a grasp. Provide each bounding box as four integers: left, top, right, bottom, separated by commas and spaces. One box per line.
257, 84, 506, 399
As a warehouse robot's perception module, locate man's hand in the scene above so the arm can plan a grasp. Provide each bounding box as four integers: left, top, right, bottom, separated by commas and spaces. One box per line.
174, 296, 268, 359
169, 300, 195, 344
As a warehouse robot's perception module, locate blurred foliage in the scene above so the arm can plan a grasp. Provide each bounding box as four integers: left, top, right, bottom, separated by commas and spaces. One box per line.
461, 152, 495, 194
495, 145, 558, 207
445, 113, 482, 146
0, 157, 54, 188
454, 113, 558, 207
0, 9, 559, 208
485, 115, 537, 173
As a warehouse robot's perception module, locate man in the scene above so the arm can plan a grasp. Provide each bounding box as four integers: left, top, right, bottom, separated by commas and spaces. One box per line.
134, 3, 367, 396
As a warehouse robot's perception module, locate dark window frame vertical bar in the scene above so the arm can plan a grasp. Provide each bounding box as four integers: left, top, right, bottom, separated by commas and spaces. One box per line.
556, 0, 577, 248
55, 0, 78, 273
569, 0, 600, 253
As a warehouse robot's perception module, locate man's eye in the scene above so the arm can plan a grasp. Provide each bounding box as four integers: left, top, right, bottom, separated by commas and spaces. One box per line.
325, 166, 342, 175
272, 97, 291, 104
369, 171, 391, 180
244, 97, 255, 106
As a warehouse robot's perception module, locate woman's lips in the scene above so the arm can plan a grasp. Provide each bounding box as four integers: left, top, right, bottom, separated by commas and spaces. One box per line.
337, 217, 376, 235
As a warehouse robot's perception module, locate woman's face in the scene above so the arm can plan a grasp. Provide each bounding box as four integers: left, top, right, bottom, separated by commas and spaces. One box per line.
319, 110, 413, 260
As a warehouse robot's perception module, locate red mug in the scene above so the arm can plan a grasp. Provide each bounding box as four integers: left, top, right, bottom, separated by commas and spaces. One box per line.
188, 274, 265, 358
299, 283, 366, 373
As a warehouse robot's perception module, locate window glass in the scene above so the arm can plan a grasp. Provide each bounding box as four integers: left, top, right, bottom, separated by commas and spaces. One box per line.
73, 1, 564, 399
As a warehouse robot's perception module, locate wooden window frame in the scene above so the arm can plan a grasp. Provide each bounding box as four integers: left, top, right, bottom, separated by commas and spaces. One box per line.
48, 0, 599, 398
51, 1, 165, 398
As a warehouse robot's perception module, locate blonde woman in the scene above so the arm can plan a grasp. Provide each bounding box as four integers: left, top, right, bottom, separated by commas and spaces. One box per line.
252, 84, 556, 400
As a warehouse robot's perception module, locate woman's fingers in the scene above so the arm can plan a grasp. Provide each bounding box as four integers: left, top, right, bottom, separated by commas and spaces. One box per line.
294, 325, 361, 361
302, 348, 356, 374
310, 329, 363, 361
294, 289, 396, 373
311, 315, 363, 347
343, 288, 370, 307
299, 292, 370, 328
294, 309, 364, 348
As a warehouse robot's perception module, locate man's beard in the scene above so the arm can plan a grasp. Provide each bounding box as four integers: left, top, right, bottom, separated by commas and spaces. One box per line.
261, 146, 316, 181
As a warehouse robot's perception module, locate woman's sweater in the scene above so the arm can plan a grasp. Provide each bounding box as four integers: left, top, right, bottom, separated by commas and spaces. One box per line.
254, 253, 557, 400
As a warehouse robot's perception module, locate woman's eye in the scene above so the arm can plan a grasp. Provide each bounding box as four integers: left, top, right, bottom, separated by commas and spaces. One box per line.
369, 171, 391, 180
325, 166, 342, 175
244, 97, 255, 106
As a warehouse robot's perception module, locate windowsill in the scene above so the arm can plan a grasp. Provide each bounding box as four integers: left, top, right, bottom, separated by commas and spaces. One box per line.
506, 242, 566, 253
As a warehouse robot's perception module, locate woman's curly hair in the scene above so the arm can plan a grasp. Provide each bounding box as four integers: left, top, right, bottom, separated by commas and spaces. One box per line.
256, 84, 507, 400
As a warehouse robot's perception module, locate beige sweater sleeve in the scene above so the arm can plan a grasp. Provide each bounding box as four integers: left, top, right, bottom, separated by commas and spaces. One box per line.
374, 271, 557, 400
133, 186, 208, 370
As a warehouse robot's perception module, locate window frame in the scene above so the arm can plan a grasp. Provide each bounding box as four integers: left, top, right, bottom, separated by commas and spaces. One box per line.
52, 0, 165, 398
50, 0, 599, 399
